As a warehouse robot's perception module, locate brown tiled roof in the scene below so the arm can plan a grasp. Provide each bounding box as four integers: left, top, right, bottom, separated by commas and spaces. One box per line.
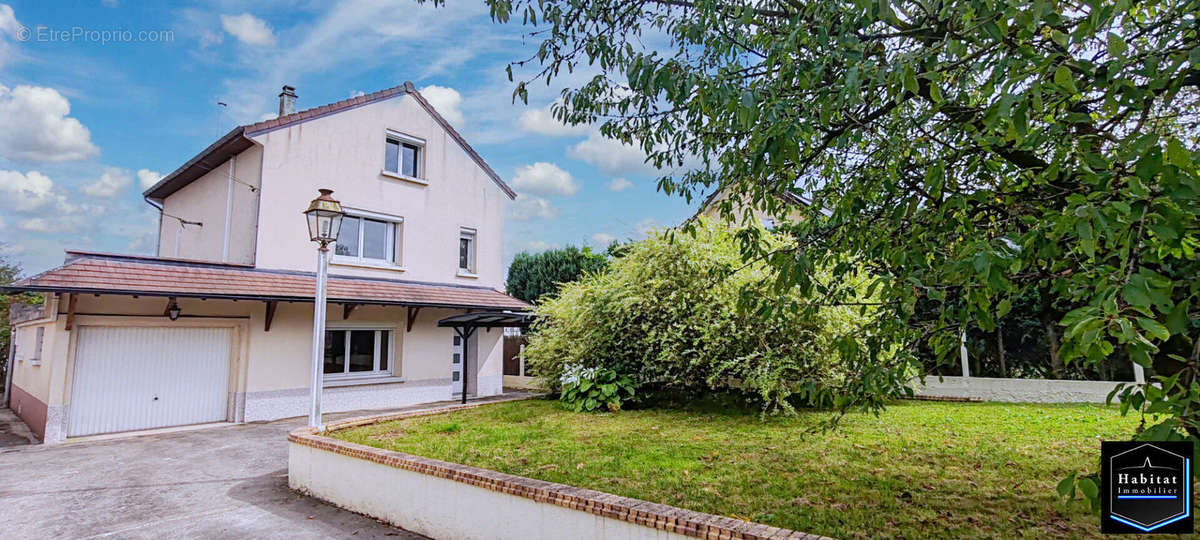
6, 252, 530, 311
143, 82, 516, 200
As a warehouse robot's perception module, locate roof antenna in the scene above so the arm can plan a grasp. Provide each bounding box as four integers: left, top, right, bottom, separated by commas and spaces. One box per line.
215, 101, 228, 138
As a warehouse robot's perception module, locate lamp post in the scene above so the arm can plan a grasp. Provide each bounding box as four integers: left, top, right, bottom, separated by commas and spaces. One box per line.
303, 189, 344, 429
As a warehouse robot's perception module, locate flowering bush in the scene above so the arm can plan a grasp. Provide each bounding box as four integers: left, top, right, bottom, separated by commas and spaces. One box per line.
523, 218, 910, 411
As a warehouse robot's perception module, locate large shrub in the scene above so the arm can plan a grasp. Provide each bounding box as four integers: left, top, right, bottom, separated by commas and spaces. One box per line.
506, 245, 609, 304
523, 219, 906, 410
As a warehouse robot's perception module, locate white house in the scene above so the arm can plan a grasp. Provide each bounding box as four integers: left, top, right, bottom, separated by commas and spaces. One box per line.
3, 83, 530, 444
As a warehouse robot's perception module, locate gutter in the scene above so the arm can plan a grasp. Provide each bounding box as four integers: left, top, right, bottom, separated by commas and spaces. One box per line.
0, 285, 527, 312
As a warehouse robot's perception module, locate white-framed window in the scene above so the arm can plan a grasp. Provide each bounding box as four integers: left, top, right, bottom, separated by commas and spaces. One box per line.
384, 131, 424, 180
30, 327, 44, 365
458, 228, 477, 274
323, 328, 393, 379
334, 208, 404, 267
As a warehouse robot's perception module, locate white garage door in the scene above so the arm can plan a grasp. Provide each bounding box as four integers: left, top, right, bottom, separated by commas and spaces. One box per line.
68, 326, 232, 437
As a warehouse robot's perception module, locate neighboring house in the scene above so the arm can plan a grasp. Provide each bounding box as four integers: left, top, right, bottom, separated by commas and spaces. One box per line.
2, 83, 529, 443
692, 186, 815, 229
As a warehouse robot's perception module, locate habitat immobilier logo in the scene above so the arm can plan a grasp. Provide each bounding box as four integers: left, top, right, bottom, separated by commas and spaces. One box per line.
1101, 441, 1193, 534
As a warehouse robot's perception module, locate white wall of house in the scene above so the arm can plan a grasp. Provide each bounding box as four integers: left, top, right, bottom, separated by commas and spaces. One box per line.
10, 293, 503, 443
157, 145, 263, 264
248, 94, 507, 290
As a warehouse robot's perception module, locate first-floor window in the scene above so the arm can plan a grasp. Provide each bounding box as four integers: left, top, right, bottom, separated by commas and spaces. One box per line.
334, 212, 403, 266
323, 329, 392, 378
458, 228, 476, 273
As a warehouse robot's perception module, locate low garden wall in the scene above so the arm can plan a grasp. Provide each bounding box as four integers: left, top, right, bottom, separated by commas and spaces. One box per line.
914, 376, 1125, 403
288, 403, 825, 540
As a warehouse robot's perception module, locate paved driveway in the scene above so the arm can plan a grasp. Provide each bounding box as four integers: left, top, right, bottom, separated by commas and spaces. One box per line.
0, 396, 522, 539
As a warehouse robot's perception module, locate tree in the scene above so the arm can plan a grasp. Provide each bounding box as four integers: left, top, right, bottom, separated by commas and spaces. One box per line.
480, 0, 1199, 449
0, 249, 25, 390
506, 245, 609, 304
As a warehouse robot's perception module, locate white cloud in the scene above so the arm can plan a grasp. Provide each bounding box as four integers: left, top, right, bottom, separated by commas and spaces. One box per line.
607, 178, 633, 192
198, 29, 224, 48
508, 195, 558, 221
635, 218, 658, 237
220, 13, 277, 46
0, 169, 62, 211
81, 167, 132, 198
0, 4, 20, 38
518, 101, 590, 136
0, 169, 105, 236
592, 233, 616, 245
211, 2, 505, 125
0, 242, 25, 256
511, 162, 580, 197
568, 131, 653, 176
19, 215, 90, 234
137, 168, 163, 189
568, 130, 705, 176
0, 4, 18, 68
0, 84, 99, 163
418, 85, 464, 126
524, 240, 558, 252
127, 231, 156, 253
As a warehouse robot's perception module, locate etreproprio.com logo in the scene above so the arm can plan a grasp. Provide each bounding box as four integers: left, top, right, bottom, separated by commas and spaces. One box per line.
12, 24, 174, 44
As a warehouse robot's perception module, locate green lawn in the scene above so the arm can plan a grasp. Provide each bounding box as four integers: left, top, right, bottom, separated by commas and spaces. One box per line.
334, 398, 1141, 538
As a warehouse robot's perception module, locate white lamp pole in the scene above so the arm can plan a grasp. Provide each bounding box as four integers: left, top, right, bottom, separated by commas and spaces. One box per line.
304, 189, 344, 430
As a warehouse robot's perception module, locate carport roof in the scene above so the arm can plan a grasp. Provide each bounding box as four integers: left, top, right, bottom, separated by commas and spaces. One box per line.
4, 251, 531, 311
437, 311, 535, 329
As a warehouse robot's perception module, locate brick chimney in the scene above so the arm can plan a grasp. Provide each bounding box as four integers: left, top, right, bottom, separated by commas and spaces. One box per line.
278, 85, 297, 116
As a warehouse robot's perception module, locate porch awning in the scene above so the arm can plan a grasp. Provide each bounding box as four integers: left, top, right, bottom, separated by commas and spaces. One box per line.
436, 311, 535, 329
4, 251, 531, 311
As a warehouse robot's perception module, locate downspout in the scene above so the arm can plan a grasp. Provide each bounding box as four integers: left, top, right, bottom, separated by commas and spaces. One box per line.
144, 197, 165, 258
222, 157, 235, 262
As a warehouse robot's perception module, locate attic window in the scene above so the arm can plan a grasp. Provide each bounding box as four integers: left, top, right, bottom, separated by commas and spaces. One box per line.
384, 132, 424, 179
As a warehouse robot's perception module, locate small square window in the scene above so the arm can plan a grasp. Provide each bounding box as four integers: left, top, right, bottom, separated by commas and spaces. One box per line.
384, 134, 423, 179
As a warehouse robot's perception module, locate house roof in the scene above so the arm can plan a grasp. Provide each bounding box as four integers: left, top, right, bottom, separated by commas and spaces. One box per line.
690, 185, 817, 222
4, 251, 531, 311
143, 82, 516, 201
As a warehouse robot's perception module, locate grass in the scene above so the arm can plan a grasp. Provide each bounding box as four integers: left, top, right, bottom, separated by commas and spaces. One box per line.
334, 397, 1141, 539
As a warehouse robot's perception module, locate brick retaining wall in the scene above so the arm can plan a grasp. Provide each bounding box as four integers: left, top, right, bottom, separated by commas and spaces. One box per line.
289, 401, 827, 540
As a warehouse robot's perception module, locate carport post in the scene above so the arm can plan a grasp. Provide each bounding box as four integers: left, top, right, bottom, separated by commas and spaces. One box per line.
454, 327, 476, 404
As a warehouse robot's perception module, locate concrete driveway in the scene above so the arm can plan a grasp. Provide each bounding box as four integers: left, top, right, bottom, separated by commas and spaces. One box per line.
0, 395, 524, 539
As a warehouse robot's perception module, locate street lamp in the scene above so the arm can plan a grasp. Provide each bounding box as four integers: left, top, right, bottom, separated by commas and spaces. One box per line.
303, 189, 344, 429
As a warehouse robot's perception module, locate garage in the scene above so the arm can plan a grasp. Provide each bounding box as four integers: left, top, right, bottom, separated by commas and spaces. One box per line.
67, 326, 232, 437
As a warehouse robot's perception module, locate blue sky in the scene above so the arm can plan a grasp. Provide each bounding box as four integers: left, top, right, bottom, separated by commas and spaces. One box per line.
0, 0, 697, 275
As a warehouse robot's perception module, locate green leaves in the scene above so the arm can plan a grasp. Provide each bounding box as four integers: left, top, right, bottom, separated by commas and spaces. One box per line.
507, 245, 609, 304
1053, 65, 1077, 94
490, 0, 1200, 505
1106, 32, 1127, 58
525, 219, 906, 412
559, 367, 636, 412
1057, 473, 1076, 499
